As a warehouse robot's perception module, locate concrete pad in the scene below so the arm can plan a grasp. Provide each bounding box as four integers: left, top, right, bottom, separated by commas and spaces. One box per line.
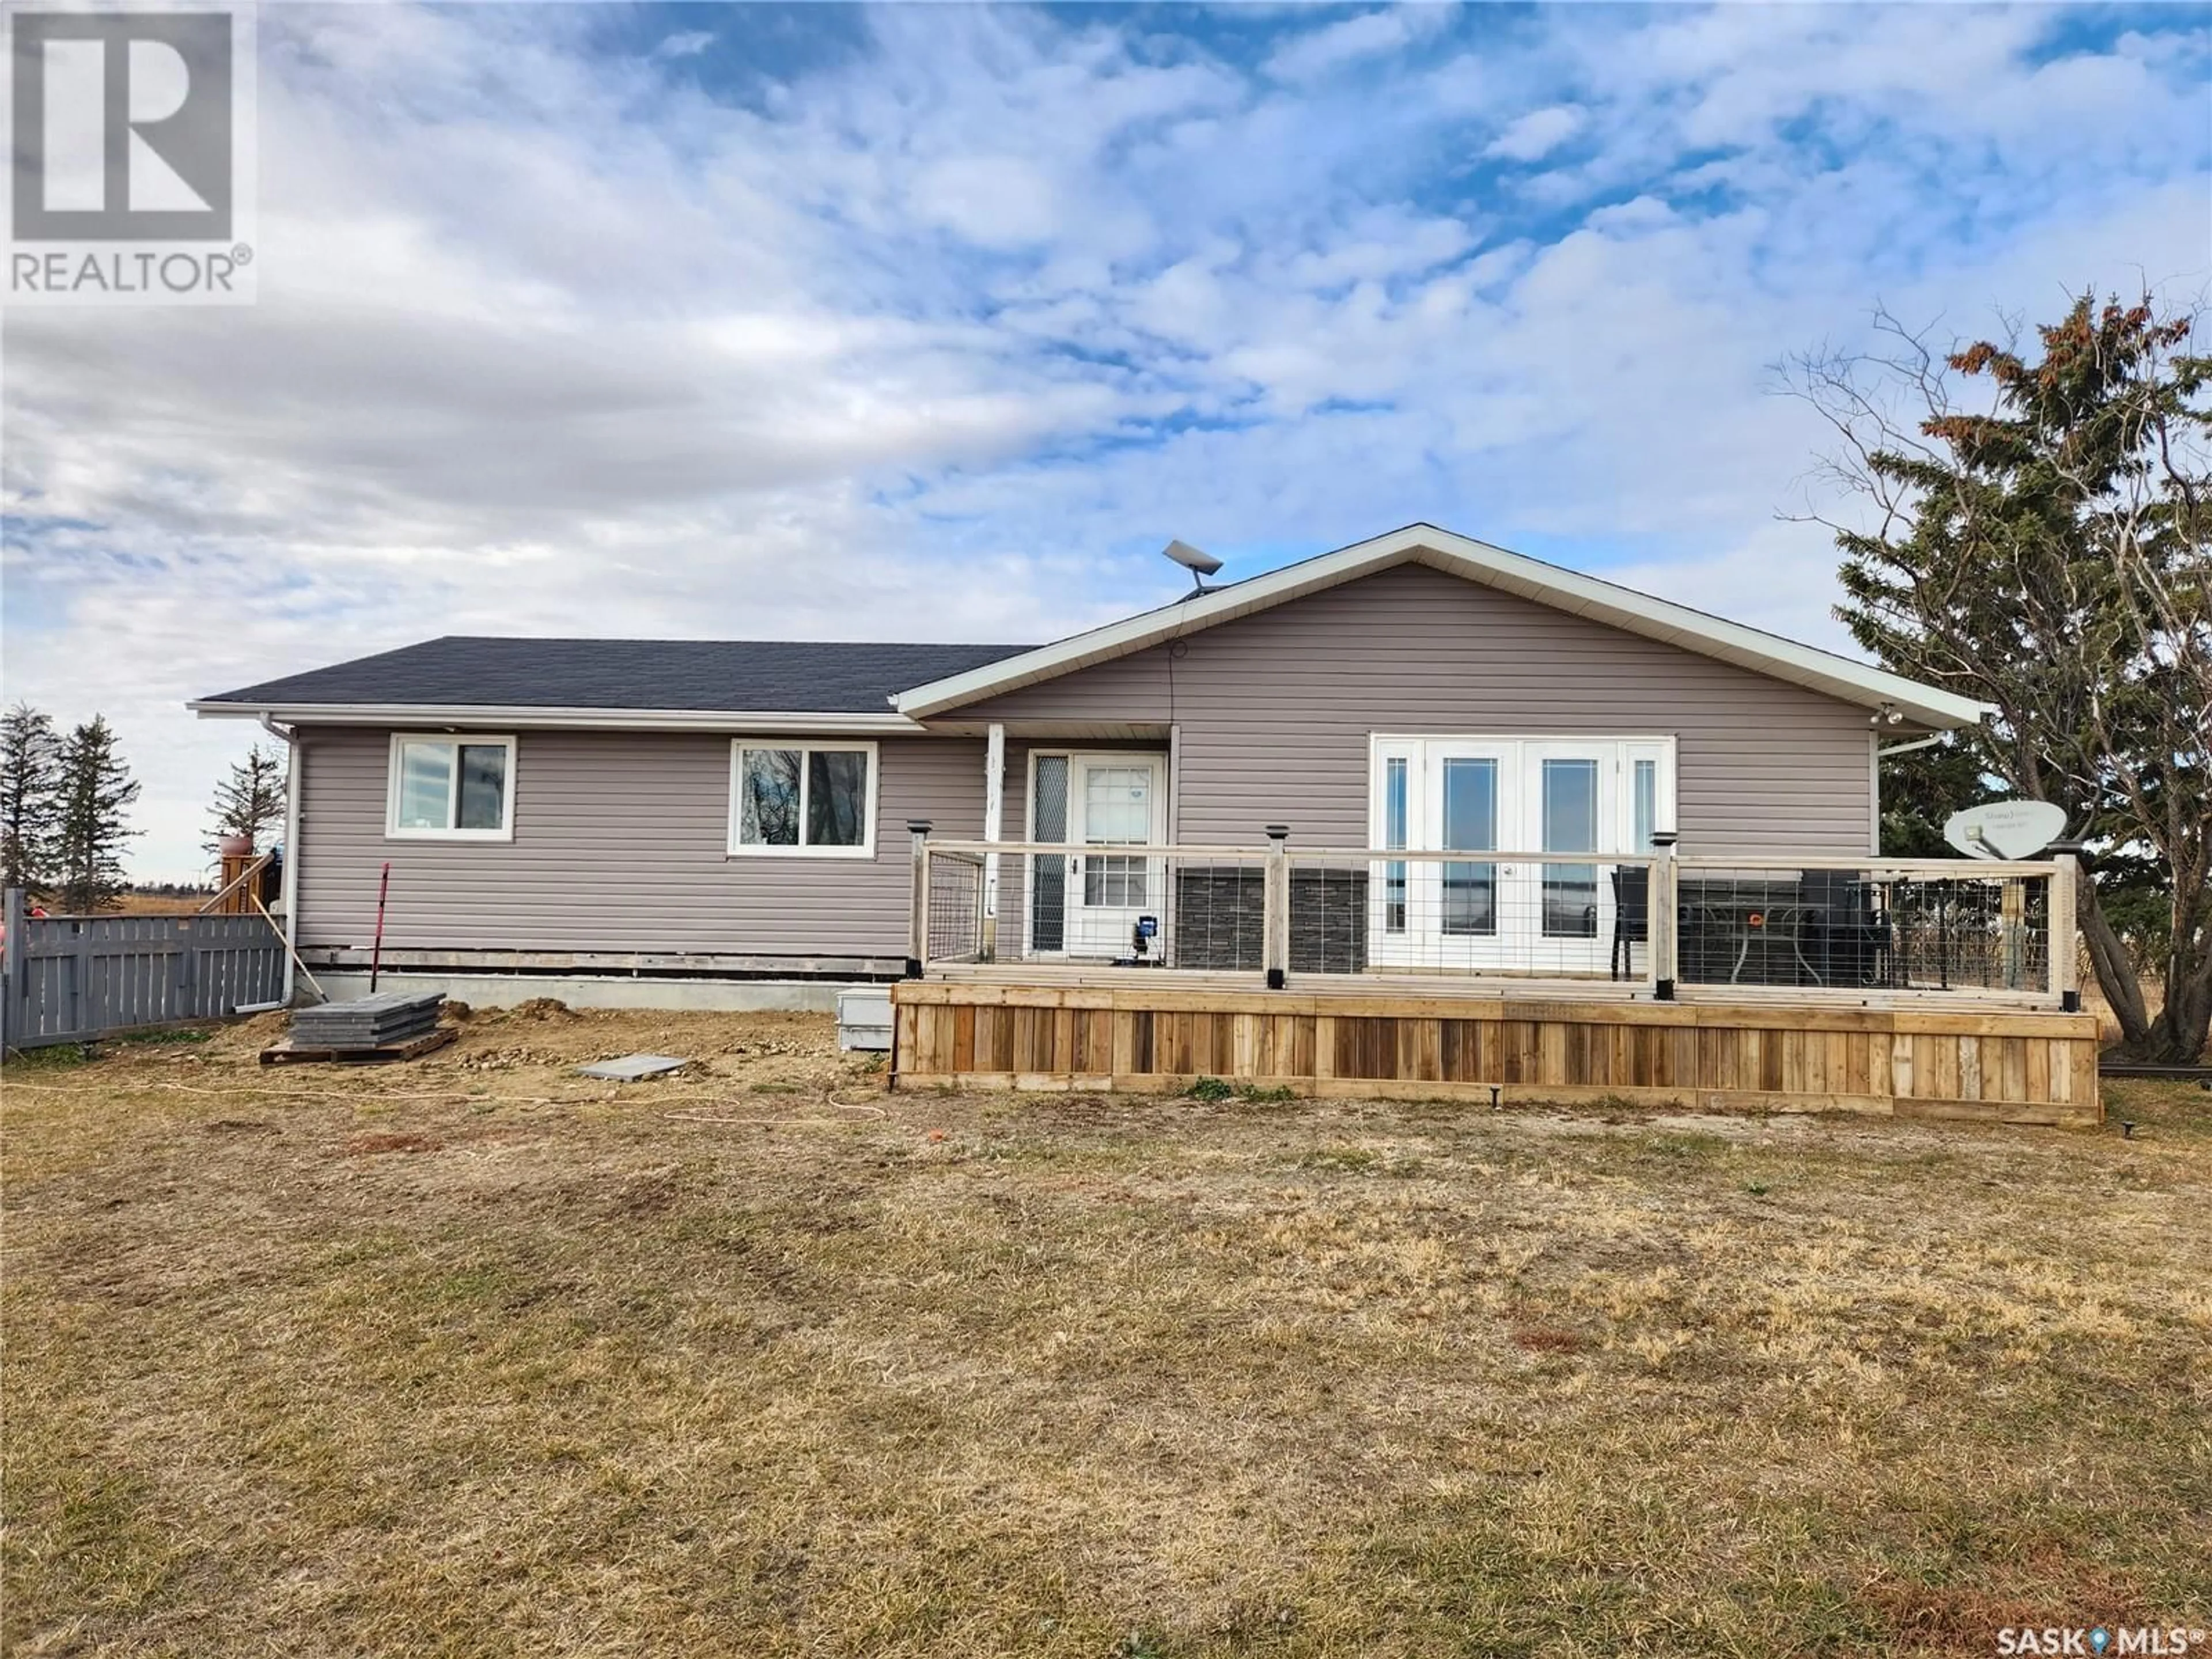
574, 1054, 691, 1081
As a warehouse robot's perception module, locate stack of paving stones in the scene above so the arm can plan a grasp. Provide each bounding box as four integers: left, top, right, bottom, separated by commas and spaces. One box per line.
289, 991, 445, 1050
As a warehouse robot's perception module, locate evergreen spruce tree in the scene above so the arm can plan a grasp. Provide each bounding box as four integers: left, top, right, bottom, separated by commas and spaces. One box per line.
206, 743, 287, 854
54, 716, 142, 914
0, 701, 64, 896
1790, 291, 2210, 1062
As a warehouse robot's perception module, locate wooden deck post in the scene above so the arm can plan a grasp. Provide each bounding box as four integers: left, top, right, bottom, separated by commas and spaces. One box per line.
981, 724, 1004, 962
1649, 831, 1679, 1001
906, 820, 933, 979
2051, 851, 2080, 1010
1263, 825, 1290, 990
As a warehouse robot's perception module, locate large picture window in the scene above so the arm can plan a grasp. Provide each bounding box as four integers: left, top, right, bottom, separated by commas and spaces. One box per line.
386, 734, 515, 839
730, 741, 877, 857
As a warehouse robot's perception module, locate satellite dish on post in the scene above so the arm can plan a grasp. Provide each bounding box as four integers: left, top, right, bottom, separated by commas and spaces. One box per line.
1161, 539, 1223, 597
1944, 800, 2067, 861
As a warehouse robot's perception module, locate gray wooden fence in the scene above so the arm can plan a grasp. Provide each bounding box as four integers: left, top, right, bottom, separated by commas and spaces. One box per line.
2, 889, 287, 1050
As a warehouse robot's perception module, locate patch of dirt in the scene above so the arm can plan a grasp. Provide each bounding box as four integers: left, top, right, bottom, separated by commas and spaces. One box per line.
503, 998, 575, 1021
450, 1046, 570, 1072
342, 1132, 443, 1156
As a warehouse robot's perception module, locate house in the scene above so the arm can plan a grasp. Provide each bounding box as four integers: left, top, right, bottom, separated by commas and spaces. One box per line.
192, 522, 1994, 1007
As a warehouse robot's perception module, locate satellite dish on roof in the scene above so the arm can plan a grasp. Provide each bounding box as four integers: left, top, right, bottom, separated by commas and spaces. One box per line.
1944, 800, 2067, 861
1161, 539, 1222, 598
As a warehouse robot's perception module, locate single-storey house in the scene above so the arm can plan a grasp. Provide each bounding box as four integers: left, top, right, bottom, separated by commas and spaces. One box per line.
192, 522, 1992, 997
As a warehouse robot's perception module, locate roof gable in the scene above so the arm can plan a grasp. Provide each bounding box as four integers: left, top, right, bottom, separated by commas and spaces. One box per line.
892, 523, 1993, 729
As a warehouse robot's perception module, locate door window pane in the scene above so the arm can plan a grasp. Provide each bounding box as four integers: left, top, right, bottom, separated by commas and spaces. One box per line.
1084, 855, 1146, 906
1083, 766, 1151, 844
1081, 764, 1150, 907
1542, 757, 1599, 937
806, 749, 869, 847
396, 741, 453, 830
1384, 756, 1408, 933
1634, 758, 1657, 850
1031, 757, 1067, 952
457, 744, 508, 831
1441, 757, 1497, 936
738, 749, 801, 846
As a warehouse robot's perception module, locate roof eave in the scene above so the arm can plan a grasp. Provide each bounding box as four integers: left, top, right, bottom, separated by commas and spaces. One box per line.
187, 700, 929, 734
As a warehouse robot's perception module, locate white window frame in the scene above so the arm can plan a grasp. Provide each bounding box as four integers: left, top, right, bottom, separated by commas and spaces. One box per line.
1367, 734, 1677, 852
385, 733, 517, 842
727, 739, 879, 859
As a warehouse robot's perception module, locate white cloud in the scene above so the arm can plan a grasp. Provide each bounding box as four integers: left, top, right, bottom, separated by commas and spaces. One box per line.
1263, 5, 1456, 84
1484, 104, 1585, 162
3, 3, 2207, 880
651, 29, 714, 62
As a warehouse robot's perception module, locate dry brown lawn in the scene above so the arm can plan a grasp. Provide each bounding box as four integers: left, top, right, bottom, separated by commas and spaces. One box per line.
4, 1005, 2208, 1657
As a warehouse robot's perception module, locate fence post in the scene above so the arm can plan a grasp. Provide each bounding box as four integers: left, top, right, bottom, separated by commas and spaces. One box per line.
906, 820, 933, 979
2, 887, 22, 1049
1263, 825, 1290, 990
2050, 851, 2081, 1011
1649, 832, 1679, 1001
178, 916, 199, 1018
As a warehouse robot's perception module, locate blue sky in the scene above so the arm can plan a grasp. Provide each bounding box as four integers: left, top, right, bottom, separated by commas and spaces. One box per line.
3, 2, 2209, 879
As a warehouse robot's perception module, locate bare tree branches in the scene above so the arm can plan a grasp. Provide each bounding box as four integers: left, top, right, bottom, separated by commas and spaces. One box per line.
1780, 290, 2212, 1062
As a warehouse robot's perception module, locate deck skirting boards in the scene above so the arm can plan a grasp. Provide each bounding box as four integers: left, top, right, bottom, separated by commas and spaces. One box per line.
890, 980, 2103, 1128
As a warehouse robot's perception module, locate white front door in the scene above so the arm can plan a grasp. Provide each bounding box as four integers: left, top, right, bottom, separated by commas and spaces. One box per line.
1032, 752, 1168, 958
1371, 737, 1671, 975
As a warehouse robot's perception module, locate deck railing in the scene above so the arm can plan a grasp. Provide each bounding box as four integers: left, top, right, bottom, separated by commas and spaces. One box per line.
904, 824, 2081, 1009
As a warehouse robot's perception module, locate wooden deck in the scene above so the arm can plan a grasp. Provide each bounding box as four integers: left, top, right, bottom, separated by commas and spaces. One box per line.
891, 972, 2103, 1128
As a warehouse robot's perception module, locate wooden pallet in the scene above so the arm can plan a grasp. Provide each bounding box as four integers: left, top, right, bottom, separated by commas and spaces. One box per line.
259, 1027, 455, 1066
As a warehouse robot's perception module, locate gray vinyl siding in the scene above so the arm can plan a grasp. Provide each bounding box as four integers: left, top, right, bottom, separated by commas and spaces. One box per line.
294, 728, 986, 961
960, 563, 1876, 858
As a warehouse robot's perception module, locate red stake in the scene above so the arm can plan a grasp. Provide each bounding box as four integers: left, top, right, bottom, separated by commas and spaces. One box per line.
369, 861, 392, 992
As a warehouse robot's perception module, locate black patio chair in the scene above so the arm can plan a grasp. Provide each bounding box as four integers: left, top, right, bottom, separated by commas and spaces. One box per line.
1609, 866, 1649, 980
1794, 869, 1894, 988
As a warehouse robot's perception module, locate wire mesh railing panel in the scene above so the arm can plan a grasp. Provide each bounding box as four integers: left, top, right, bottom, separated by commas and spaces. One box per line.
1290, 851, 1655, 980
925, 842, 1274, 969
923, 850, 985, 964
1675, 865, 2052, 994
914, 839, 2070, 1004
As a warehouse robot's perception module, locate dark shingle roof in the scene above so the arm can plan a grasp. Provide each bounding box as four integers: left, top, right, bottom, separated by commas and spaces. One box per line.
199, 637, 1037, 715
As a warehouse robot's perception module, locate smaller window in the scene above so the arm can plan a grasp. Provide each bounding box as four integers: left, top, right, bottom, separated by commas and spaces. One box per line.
1383, 755, 1408, 934
387, 735, 514, 839
730, 741, 876, 857
1634, 757, 1658, 850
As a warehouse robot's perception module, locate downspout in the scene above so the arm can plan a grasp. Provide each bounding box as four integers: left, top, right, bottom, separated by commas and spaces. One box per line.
261, 714, 300, 1005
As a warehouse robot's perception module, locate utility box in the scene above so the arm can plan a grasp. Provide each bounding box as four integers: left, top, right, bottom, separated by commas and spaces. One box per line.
836, 987, 893, 1052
